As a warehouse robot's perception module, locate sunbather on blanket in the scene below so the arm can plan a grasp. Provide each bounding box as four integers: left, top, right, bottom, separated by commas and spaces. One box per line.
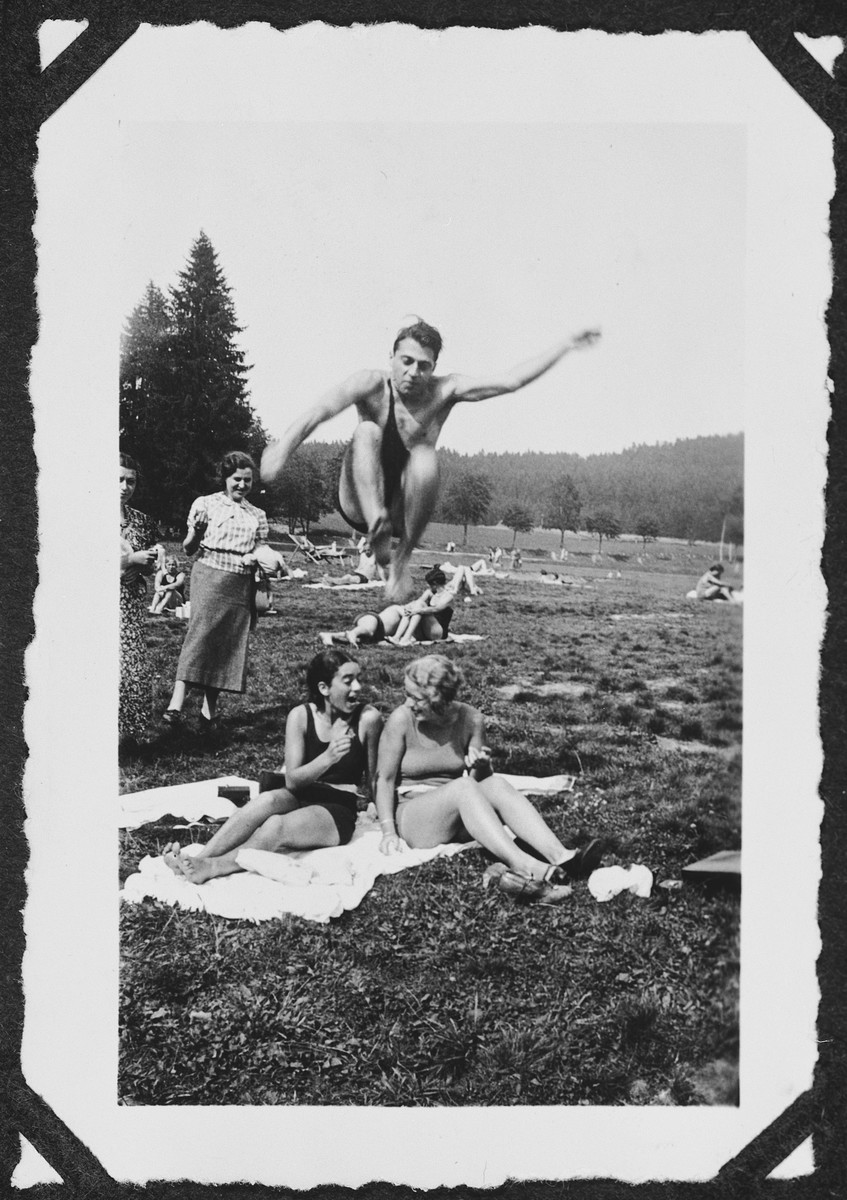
319, 568, 456, 648
375, 655, 604, 904
319, 541, 386, 587
163, 649, 383, 883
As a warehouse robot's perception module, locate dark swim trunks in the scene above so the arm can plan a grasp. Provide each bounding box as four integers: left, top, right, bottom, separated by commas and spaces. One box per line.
355, 613, 386, 643
293, 783, 358, 844
337, 381, 410, 532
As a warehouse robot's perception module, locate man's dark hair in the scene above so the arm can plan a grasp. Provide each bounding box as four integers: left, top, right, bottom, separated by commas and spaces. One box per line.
393, 319, 443, 362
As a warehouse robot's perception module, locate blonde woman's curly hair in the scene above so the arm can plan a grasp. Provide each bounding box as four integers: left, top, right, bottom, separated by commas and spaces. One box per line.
405, 654, 461, 715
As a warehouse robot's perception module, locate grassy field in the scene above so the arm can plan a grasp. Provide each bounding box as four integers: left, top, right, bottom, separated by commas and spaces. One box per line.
119, 534, 741, 1107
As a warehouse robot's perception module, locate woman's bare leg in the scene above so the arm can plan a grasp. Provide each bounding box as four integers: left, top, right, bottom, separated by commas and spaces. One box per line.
166, 680, 187, 713
166, 807, 341, 883
195, 788, 298, 858
478, 776, 574, 866
201, 688, 219, 720
396, 778, 554, 879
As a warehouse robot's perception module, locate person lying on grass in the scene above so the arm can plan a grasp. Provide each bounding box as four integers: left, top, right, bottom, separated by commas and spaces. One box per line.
162, 649, 383, 883
318, 541, 386, 587
375, 655, 603, 904
319, 568, 456, 648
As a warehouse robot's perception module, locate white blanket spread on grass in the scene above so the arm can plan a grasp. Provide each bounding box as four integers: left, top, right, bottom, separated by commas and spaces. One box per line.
120, 773, 576, 924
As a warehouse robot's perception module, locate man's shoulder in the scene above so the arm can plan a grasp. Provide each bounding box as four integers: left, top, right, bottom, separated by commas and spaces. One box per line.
348, 367, 387, 397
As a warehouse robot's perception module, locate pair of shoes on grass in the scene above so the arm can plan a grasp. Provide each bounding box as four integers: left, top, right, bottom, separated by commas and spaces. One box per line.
483, 837, 605, 905
483, 862, 573, 905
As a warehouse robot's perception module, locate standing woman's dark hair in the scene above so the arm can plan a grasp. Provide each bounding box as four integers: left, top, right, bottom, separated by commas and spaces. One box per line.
119, 451, 159, 747
219, 450, 258, 489
306, 648, 355, 707
162, 448, 269, 731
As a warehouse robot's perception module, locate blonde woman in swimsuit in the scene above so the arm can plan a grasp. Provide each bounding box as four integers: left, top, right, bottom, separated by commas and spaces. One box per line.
261, 319, 600, 603
374, 655, 603, 903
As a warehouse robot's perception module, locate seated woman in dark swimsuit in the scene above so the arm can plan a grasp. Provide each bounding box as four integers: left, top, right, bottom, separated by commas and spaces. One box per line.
163, 649, 383, 883
375, 656, 603, 903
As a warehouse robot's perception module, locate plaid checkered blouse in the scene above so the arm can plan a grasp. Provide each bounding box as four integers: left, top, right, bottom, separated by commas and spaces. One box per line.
188, 492, 269, 574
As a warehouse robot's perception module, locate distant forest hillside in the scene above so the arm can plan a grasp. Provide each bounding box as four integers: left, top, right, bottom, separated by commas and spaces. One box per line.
433, 433, 743, 543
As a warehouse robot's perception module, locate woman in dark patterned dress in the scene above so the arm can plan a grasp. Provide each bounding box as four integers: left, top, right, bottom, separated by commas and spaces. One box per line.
120, 453, 159, 746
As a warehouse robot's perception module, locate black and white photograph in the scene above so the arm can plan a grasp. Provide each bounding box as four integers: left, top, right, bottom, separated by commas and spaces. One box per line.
14, 18, 831, 1190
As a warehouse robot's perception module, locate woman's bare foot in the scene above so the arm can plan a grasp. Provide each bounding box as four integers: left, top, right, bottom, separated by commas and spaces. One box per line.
175, 855, 221, 884
163, 845, 188, 877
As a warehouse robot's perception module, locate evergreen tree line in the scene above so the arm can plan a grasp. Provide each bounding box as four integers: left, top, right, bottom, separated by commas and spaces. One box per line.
433, 435, 744, 544
120, 233, 742, 543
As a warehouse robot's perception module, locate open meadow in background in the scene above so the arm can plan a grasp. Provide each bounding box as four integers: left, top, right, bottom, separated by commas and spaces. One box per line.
119, 523, 741, 1107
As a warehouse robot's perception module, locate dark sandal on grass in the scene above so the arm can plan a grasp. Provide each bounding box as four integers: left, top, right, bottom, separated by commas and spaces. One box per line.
546, 838, 605, 884
162, 709, 182, 726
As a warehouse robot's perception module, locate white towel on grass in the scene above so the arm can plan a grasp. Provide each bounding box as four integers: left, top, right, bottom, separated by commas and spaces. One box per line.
120, 773, 577, 923
119, 776, 259, 830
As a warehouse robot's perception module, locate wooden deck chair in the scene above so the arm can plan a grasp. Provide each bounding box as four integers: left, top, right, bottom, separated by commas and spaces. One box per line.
311, 539, 347, 563
287, 533, 324, 564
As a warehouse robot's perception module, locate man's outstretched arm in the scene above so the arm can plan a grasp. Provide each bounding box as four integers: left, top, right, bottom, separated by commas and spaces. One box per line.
448, 328, 600, 404
261, 369, 382, 483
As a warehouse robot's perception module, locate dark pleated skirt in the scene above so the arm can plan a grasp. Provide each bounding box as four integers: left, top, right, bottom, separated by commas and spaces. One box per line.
176, 560, 253, 692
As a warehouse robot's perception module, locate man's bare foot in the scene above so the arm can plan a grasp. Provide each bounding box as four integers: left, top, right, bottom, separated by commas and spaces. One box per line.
368, 514, 393, 567
319, 631, 335, 646
384, 561, 414, 604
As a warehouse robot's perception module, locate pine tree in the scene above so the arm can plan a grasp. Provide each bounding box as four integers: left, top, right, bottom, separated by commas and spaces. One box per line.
166, 232, 255, 517
119, 233, 257, 524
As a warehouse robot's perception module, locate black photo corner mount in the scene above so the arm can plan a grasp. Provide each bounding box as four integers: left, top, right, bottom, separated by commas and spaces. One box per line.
1, 1, 845, 1196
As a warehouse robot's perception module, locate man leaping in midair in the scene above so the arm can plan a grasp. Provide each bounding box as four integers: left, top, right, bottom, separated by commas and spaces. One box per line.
261, 318, 600, 601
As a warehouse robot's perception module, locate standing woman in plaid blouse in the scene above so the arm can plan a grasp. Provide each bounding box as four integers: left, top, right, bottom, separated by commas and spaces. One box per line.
163, 451, 269, 730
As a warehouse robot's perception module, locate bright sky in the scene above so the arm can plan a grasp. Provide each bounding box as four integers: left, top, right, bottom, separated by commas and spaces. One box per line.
119, 120, 745, 456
